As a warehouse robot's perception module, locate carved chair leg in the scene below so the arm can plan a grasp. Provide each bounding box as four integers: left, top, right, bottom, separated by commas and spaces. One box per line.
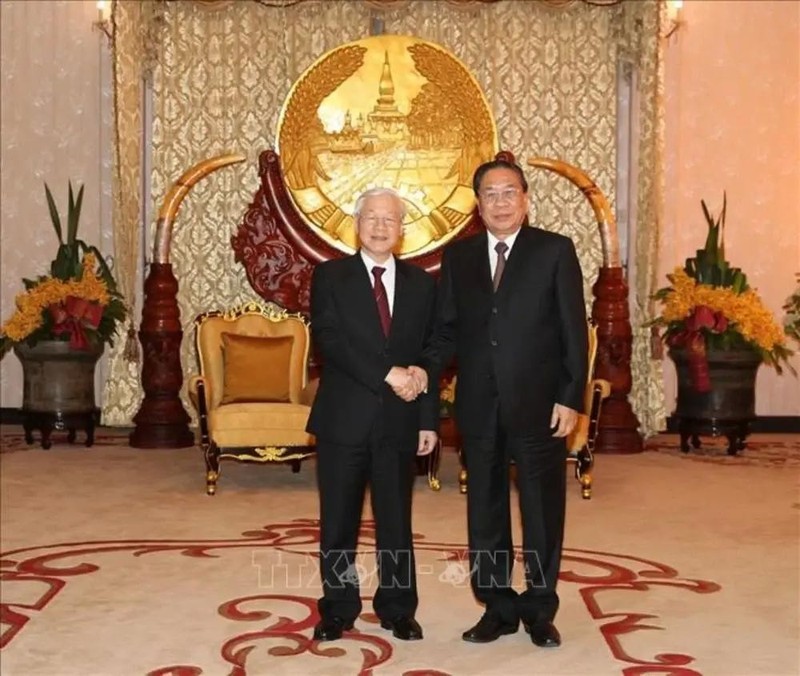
575, 448, 594, 500
205, 442, 220, 496
456, 446, 467, 494
427, 440, 442, 491
580, 472, 592, 499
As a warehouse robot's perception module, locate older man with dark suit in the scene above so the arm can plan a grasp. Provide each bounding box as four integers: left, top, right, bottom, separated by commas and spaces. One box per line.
434, 159, 588, 648
307, 187, 438, 643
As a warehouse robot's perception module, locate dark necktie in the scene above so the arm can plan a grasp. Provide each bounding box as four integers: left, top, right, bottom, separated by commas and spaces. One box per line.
493, 241, 508, 292
372, 266, 391, 337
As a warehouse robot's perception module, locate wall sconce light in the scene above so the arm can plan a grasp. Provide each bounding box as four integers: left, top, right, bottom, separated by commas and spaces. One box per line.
93, 0, 112, 42
664, 0, 684, 39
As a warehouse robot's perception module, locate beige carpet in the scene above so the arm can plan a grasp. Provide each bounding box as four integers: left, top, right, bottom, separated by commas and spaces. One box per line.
1, 427, 798, 676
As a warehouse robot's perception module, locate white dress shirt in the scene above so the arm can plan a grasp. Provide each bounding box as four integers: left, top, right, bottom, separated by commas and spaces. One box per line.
360, 250, 396, 314
487, 228, 521, 278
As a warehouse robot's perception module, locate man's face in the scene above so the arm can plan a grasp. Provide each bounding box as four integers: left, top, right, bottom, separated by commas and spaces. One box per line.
356, 193, 403, 262
476, 167, 528, 239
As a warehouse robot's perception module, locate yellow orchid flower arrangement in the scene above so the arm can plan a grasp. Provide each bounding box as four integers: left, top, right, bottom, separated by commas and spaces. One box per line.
649, 194, 793, 391
0, 181, 126, 356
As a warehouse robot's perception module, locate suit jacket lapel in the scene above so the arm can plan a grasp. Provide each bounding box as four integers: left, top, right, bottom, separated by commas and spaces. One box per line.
344, 254, 386, 344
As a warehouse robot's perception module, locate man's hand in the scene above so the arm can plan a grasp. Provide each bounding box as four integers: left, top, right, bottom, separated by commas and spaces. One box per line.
407, 365, 429, 394
417, 430, 438, 456
550, 403, 578, 437
385, 366, 419, 402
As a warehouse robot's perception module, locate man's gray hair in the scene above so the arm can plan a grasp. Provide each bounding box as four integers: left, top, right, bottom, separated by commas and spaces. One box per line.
353, 187, 407, 220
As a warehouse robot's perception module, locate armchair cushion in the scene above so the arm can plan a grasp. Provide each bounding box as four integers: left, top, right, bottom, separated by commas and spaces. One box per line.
209, 402, 314, 447
220, 333, 294, 405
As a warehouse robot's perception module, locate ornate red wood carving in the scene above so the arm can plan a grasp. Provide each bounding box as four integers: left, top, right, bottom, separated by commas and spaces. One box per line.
232, 149, 483, 315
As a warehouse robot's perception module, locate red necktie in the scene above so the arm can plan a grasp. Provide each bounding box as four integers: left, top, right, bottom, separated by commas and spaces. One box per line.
493, 241, 508, 292
372, 266, 391, 337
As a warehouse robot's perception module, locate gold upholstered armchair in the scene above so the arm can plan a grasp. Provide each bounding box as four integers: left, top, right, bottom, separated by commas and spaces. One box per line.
188, 302, 316, 495
447, 320, 610, 499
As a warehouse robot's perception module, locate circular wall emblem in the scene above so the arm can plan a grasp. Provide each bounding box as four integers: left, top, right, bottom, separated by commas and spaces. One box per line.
277, 35, 498, 258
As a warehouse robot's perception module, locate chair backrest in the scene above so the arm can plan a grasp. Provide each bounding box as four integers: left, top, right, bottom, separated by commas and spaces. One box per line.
195, 302, 309, 408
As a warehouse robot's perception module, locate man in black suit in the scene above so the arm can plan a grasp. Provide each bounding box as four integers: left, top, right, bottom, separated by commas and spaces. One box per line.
307, 187, 439, 643
434, 159, 588, 648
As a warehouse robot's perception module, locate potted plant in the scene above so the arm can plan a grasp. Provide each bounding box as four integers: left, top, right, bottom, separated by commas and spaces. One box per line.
0, 181, 126, 447
649, 194, 793, 454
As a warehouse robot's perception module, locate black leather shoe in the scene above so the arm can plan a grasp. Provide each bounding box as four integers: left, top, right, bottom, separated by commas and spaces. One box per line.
380, 615, 423, 640
462, 613, 518, 643
313, 616, 354, 642
524, 620, 561, 648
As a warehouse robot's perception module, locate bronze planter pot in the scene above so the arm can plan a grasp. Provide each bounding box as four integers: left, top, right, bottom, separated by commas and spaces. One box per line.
14, 340, 103, 448
668, 347, 762, 455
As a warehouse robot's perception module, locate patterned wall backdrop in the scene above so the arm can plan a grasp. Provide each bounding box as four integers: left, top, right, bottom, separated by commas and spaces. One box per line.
104, 0, 664, 435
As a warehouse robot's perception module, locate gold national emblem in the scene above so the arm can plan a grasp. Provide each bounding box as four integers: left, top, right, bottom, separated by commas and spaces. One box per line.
277, 35, 498, 258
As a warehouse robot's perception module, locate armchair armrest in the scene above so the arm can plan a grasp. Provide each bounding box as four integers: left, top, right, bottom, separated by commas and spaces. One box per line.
300, 377, 319, 406
188, 374, 211, 446
188, 375, 212, 412
569, 379, 611, 454
592, 378, 611, 399
583, 378, 611, 453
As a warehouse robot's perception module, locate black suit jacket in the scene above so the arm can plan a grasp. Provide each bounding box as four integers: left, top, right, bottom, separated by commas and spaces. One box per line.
434, 226, 588, 438
307, 253, 439, 447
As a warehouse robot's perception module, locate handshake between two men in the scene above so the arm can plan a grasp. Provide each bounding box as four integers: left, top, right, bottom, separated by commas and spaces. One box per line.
384, 365, 437, 456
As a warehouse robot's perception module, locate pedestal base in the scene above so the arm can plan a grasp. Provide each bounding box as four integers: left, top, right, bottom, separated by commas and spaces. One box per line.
22, 410, 96, 449
677, 417, 751, 456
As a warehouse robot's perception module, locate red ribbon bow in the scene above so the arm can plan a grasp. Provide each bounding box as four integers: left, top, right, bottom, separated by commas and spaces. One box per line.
49, 296, 103, 350
667, 305, 729, 392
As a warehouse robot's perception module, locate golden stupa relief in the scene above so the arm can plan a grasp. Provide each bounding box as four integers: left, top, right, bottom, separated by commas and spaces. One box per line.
277, 35, 498, 257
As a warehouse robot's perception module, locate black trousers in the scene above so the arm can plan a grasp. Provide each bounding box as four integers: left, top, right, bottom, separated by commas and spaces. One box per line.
316, 431, 418, 623
462, 418, 567, 626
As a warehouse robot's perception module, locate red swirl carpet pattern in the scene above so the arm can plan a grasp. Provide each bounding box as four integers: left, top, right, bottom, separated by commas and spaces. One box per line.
1, 427, 798, 675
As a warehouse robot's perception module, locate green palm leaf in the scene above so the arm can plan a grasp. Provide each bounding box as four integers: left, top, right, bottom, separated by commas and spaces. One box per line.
44, 182, 63, 244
